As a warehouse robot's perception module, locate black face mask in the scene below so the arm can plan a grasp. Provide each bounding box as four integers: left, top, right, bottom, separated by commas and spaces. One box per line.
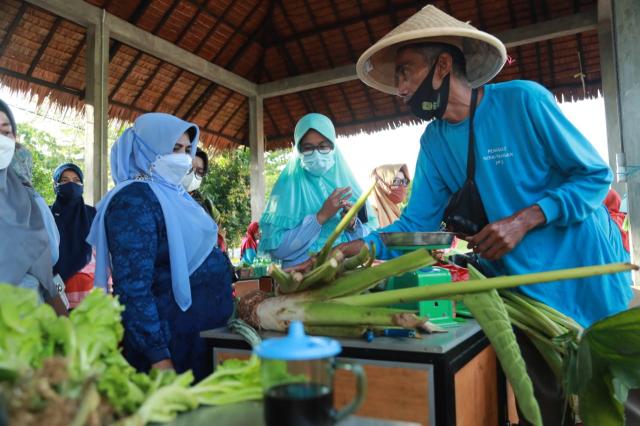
408, 64, 451, 121
55, 182, 84, 200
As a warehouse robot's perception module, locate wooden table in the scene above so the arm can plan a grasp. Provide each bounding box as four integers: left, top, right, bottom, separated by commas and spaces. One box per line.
201, 321, 509, 426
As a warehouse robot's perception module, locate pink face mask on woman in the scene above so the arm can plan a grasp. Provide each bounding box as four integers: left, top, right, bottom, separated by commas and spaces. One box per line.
387, 185, 407, 204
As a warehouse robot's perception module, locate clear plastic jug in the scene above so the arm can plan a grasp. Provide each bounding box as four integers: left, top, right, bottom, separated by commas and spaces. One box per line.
254, 321, 366, 426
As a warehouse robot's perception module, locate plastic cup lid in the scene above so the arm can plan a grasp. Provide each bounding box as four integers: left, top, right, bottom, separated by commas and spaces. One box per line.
254, 321, 342, 361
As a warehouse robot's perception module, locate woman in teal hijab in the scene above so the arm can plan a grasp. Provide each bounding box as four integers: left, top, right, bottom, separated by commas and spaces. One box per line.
260, 113, 377, 268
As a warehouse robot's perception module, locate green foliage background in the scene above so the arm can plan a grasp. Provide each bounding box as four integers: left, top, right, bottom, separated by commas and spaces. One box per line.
198, 147, 290, 249
199, 147, 251, 249
17, 123, 82, 205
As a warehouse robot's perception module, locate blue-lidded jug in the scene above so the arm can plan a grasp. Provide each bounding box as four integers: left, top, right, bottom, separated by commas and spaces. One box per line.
254, 321, 367, 426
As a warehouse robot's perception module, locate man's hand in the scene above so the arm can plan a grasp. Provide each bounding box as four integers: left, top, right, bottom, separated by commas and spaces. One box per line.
151, 359, 175, 371
333, 240, 366, 258
317, 187, 352, 225
466, 205, 546, 260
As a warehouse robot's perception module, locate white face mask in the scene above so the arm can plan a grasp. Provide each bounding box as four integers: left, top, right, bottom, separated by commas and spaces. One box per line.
0, 134, 15, 170
300, 150, 335, 177
152, 153, 192, 186
181, 170, 203, 192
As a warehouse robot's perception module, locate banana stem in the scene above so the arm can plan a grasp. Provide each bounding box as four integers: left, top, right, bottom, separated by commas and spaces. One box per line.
334, 263, 637, 306
298, 258, 340, 291
310, 248, 435, 300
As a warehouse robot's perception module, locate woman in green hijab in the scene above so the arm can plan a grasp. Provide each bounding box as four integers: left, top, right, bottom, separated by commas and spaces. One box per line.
259, 113, 377, 268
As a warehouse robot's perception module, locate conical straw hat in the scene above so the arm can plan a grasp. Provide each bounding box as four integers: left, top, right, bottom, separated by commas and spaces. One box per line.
356, 5, 507, 94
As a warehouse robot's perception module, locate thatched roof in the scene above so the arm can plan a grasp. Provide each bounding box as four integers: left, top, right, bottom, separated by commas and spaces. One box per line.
0, 0, 601, 150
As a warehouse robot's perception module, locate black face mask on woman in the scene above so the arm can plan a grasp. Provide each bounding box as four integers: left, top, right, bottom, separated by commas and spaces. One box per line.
408, 63, 451, 121
55, 182, 84, 200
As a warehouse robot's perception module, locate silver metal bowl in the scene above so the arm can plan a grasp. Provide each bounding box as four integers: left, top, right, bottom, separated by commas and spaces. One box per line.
378, 232, 455, 248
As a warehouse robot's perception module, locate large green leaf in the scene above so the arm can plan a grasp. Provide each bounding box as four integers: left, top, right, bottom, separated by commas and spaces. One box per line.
575, 308, 640, 426
583, 308, 640, 362
463, 290, 543, 426
579, 373, 624, 426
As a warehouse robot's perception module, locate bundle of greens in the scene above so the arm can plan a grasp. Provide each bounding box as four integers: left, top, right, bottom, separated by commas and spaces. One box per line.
233, 183, 638, 426
467, 267, 640, 426
0, 284, 262, 426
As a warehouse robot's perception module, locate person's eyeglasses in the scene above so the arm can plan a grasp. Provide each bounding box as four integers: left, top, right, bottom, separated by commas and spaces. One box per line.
299, 142, 334, 156
193, 168, 205, 178
391, 178, 409, 187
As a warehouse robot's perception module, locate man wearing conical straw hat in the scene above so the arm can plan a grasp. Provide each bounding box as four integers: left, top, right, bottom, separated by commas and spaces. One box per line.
338, 5, 632, 425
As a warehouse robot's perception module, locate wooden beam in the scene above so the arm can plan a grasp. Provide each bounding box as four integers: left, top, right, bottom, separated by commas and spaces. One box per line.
0, 66, 81, 96
598, 0, 624, 194
106, 13, 256, 96
611, 0, 640, 281
498, 8, 597, 48
24, 0, 257, 97
84, 10, 109, 204
259, 9, 597, 98
259, 64, 357, 98
249, 96, 265, 221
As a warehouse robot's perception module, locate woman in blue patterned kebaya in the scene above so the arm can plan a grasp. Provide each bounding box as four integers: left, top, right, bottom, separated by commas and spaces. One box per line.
88, 113, 233, 381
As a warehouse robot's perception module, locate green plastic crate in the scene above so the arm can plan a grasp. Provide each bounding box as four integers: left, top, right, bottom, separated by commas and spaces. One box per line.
386, 266, 458, 326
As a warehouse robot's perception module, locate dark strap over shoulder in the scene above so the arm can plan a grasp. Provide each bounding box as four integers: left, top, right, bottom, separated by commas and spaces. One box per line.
466, 88, 479, 179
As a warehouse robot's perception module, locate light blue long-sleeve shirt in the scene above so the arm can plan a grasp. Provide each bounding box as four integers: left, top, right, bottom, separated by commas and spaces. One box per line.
365, 80, 632, 327
270, 214, 369, 268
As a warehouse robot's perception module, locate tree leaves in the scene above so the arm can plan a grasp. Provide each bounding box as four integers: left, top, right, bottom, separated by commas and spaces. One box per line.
199, 148, 251, 248
576, 307, 640, 425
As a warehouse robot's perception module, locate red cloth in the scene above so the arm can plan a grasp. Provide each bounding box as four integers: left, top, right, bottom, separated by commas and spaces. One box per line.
436, 263, 469, 282
240, 222, 259, 257
65, 272, 94, 309
604, 189, 629, 252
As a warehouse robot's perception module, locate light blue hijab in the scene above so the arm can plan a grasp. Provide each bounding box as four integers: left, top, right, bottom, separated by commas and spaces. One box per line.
87, 113, 217, 311
260, 113, 377, 253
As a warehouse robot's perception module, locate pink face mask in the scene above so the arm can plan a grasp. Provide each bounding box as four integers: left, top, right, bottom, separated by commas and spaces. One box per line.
388, 186, 407, 204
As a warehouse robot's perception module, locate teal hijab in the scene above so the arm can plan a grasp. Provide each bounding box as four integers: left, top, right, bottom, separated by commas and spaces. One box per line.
260, 113, 377, 253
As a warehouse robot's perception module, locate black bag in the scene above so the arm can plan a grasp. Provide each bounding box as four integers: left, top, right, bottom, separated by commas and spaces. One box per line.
441, 89, 489, 236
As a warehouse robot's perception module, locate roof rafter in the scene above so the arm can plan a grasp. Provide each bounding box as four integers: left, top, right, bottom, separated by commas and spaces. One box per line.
108, 0, 152, 61
300, 0, 352, 120
177, 0, 260, 119
27, 17, 61, 77
271, 0, 327, 113
114, 0, 182, 104
151, 0, 239, 116
25, 0, 257, 96
183, 0, 257, 45
0, 2, 28, 58
260, 8, 598, 98
225, 0, 275, 73
203, 90, 236, 129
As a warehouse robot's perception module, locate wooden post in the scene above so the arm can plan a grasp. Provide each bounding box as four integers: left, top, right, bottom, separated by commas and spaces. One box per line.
611, 0, 640, 282
84, 10, 109, 204
249, 95, 265, 222
597, 0, 625, 194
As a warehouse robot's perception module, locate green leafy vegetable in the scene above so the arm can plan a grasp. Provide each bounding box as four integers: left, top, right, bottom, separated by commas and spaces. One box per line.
0, 284, 263, 425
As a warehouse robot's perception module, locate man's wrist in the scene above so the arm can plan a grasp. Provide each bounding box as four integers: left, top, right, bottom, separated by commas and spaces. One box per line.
519, 205, 546, 231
